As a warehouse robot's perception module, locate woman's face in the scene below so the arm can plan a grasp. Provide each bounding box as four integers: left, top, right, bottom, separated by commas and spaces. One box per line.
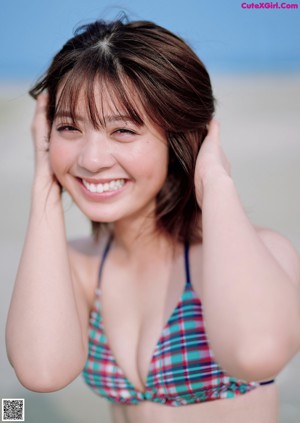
49, 85, 169, 224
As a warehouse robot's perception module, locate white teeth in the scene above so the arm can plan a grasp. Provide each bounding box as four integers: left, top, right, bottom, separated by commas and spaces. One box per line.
82, 179, 125, 193
96, 184, 103, 193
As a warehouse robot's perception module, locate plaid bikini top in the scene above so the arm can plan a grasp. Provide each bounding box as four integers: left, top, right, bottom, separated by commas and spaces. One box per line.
82, 239, 261, 406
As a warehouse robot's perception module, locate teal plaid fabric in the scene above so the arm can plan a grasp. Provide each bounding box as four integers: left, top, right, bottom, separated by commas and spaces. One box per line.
82, 241, 259, 405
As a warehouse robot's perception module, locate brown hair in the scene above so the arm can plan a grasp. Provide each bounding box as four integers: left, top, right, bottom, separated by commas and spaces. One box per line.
30, 17, 215, 244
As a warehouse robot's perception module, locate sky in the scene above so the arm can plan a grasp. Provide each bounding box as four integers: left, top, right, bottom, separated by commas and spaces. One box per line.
1, 0, 300, 80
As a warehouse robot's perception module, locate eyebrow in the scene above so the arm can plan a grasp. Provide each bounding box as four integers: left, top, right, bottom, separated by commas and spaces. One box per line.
54, 111, 143, 125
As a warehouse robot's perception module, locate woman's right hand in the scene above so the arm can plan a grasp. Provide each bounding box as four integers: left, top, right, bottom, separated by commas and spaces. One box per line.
31, 93, 61, 197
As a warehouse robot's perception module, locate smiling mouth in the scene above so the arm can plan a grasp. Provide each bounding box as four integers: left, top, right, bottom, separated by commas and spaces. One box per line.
82, 178, 126, 193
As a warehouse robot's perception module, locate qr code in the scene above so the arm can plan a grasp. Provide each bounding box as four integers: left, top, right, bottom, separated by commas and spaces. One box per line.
2, 399, 25, 421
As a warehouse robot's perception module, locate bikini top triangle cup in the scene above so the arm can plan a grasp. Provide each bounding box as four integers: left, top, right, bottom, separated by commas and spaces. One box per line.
82, 238, 261, 406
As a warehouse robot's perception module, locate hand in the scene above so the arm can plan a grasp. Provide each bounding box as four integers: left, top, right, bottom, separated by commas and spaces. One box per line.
31, 93, 60, 194
194, 119, 231, 208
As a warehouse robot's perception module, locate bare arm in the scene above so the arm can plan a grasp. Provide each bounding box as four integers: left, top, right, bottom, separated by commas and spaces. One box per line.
5, 94, 89, 392
195, 120, 300, 381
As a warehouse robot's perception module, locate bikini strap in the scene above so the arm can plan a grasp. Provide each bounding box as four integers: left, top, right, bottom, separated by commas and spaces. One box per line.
184, 242, 192, 286
97, 235, 113, 288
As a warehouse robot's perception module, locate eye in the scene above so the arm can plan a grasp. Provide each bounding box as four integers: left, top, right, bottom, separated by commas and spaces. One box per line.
112, 128, 138, 142
56, 125, 79, 132
113, 128, 136, 135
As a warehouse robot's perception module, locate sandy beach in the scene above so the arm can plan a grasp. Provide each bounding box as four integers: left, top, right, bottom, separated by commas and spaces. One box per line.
1, 75, 299, 422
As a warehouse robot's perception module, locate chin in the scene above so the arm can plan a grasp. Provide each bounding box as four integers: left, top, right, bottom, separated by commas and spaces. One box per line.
80, 203, 135, 223
70, 189, 156, 225
81, 210, 121, 224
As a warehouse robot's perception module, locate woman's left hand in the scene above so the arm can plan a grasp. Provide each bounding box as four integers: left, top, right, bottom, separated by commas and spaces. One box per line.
194, 119, 231, 208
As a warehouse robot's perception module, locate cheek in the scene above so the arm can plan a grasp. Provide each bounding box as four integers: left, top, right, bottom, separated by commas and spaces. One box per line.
49, 140, 73, 178
147, 146, 169, 183
126, 141, 169, 181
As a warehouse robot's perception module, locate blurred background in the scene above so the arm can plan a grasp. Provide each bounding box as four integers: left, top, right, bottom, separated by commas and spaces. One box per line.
1, 0, 299, 422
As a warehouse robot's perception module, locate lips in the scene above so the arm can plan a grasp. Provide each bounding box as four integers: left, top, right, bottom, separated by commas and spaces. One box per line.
81, 178, 126, 193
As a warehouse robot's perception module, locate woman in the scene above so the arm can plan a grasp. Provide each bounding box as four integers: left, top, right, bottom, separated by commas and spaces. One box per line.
6, 18, 300, 423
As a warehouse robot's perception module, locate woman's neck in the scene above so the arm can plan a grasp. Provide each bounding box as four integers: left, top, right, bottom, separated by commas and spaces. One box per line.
111, 214, 176, 261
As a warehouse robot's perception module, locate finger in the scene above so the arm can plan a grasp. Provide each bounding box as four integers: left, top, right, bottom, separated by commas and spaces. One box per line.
34, 92, 49, 119
31, 92, 50, 145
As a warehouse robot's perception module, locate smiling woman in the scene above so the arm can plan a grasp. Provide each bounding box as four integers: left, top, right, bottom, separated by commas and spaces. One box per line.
5, 15, 300, 423
29, 18, 214, 242
49, 87, 169, 225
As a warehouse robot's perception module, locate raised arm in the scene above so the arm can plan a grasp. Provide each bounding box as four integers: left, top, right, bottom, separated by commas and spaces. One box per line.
5, 94, 89, 392
195, 120, 300, 381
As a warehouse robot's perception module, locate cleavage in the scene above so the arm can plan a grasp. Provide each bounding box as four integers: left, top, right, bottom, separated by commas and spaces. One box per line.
100, 246, 185, 392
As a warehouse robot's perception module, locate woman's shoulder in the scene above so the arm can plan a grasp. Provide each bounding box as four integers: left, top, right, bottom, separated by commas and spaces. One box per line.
254, 225, 300, 287
68, 234, 105, 255
67, 234, 110, 308
189, 227, 299, 288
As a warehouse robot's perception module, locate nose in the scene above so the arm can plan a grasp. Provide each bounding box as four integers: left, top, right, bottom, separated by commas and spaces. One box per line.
78, 132, 116, 173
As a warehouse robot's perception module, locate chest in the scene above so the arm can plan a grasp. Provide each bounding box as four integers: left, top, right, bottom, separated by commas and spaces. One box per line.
100, 256, 188, 391
83, 242, 261, 405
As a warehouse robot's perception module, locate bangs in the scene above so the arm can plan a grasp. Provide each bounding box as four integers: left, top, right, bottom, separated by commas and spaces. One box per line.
54, 60, 145, 128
